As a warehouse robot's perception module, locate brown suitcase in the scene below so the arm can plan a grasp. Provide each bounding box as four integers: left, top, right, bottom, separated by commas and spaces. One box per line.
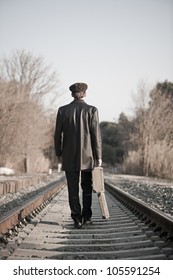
92, 167, 110, 219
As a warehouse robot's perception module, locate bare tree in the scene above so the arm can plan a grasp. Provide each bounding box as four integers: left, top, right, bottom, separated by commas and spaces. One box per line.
146, 81, 173, 178
0, 50, 61, 173
125, 80, 173, 179
125, 80, 151, 175
131, 79, 150, 113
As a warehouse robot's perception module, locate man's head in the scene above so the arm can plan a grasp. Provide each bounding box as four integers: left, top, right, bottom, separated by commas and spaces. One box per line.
69, 82, 88, 99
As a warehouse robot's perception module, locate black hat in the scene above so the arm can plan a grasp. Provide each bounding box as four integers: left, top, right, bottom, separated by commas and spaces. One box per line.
69, 82, 88, 93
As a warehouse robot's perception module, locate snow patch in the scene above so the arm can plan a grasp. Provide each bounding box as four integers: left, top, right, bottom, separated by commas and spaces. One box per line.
0, 167, 15, 175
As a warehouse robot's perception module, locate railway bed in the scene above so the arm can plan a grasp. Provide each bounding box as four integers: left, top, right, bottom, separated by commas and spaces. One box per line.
0, 179, 173, 260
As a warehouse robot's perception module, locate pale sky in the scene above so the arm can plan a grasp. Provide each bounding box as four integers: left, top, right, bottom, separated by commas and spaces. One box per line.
0, 0, 173, 122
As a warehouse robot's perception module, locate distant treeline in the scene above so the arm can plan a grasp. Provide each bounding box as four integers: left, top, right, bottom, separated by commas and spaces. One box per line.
0, 50, 173, 178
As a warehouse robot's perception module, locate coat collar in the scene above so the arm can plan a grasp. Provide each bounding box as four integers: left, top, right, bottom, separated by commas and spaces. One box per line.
71, 99, 85, 104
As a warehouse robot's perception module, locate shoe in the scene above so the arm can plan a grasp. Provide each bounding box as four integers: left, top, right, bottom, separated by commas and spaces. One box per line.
83, 218, 93, 225
74, 219, 82, 229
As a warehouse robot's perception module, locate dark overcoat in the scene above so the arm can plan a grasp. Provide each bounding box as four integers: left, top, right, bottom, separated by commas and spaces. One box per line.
54, 99, 102, 171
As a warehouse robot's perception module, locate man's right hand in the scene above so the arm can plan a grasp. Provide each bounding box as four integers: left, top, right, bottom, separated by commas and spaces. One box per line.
95, 159, 102, 167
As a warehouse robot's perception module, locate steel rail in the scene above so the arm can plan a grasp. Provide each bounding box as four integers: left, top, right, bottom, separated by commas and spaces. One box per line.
105, 181, 173, 234
0, 179, 66, 235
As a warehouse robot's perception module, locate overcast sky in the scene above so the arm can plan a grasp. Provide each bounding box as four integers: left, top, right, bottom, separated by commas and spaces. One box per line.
0, 0, 173, 122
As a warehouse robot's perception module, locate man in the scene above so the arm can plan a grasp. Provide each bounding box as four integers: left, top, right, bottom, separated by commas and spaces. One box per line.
54, 82, 102, 228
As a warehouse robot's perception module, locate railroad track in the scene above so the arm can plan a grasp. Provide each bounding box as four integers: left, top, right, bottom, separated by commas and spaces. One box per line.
0, 179, 66, 243
0, 179, 173, 260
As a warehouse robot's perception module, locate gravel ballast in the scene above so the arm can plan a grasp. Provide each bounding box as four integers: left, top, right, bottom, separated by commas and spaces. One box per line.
104, 173, 173, 220
0, 172, 65, 218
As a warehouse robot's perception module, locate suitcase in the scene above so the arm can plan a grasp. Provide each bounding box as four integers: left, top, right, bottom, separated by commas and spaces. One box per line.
92, 167, 110, 219
92, 167, 104, 193
97, 192, 110, 219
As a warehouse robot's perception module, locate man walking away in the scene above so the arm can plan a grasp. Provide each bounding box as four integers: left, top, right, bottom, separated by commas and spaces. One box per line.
54, 82, 102, 228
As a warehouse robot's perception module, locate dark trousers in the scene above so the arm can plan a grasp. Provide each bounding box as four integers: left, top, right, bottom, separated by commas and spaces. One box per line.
65, 171, 92, 222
